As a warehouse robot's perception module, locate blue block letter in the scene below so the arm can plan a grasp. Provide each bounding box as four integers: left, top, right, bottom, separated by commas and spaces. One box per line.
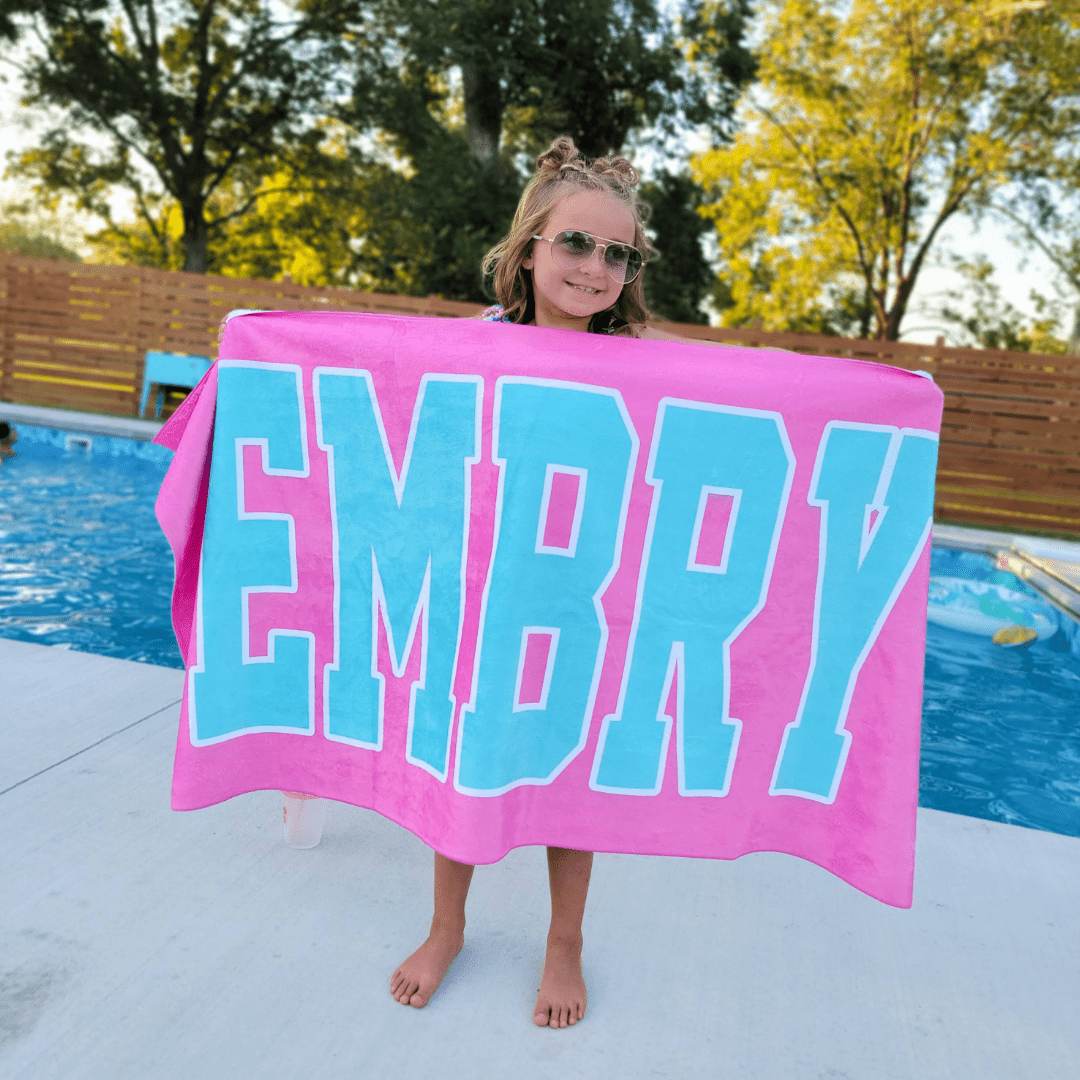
190, 362, 314, 744
314, 370, 480, 779
771, 423, 938, 802
455, 379, 637, 794
592, 401, 794, 795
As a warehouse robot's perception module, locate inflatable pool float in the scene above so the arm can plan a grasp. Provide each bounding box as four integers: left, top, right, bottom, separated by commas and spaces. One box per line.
927, 576, 1059, 640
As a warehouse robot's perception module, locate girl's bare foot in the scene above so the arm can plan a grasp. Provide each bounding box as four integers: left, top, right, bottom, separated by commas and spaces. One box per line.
390, 921, 464, 1008
534, 932, 586, 1028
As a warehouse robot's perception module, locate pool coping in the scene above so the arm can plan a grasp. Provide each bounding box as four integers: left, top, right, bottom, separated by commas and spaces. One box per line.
932, 522, 1080, 561
0, 402, 164, 442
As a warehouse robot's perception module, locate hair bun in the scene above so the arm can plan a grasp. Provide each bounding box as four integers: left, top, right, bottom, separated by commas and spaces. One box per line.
534, 137, 639, 190
534, 136, 585, 176
594, 155, 639, 189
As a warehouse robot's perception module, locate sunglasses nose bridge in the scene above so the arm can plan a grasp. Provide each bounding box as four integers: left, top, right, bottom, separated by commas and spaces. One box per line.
582, 241, 609, 274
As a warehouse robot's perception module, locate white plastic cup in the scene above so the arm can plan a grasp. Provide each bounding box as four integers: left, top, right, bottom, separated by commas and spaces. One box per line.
282, 791, 328, 849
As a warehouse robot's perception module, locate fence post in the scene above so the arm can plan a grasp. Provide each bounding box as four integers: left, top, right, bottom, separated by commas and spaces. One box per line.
931, 335, 946, 375
0, 259, 15, 403
128, 266, 141, 417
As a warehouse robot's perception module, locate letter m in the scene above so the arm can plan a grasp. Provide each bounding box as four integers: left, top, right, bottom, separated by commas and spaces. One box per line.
314, 369, 481, 779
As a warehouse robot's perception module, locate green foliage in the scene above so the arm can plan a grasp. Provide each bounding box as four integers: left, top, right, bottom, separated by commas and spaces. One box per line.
693, 0, 1080, 340
929, 255, 1069, 353
0, 198, 83, 259
0, 221, 81, 260
211, 156, 440, 293
351, 0, 751, 161
334, 0, 756, 302
6, 0, 353, 272
639, 171, 714, 323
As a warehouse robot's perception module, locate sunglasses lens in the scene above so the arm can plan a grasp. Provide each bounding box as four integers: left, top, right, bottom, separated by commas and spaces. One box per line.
605, 245, 642, 283
551, 231, 595, 266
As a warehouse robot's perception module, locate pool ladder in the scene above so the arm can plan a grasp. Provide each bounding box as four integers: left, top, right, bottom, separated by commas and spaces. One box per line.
996, 547, 1080, 624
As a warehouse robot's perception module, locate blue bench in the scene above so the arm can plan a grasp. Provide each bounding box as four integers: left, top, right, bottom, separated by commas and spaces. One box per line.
139, 352, 214, 419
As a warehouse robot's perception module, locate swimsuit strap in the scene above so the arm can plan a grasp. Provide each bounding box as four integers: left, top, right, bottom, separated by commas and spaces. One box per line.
481, 303, 629, 335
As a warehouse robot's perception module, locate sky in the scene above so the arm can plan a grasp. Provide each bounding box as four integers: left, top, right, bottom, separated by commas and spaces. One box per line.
902, 217, 1060, 345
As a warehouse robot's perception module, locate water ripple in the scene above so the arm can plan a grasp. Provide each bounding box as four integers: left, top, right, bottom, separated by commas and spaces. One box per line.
0, 443, 180, 668
921, 618, 1080, 838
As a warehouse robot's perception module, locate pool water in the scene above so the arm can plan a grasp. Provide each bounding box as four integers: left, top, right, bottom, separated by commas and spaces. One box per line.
0, 425, 181, 668
921, 547, 1080, 837
2, 427, 1079, 839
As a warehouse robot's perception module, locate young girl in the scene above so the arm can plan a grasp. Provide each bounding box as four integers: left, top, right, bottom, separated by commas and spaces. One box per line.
389, 136, 677, 1028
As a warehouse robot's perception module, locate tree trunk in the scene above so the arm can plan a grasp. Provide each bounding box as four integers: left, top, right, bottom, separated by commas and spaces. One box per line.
881, 276, 919, 341
182, 203, 209, 274
461, 60, 502, 170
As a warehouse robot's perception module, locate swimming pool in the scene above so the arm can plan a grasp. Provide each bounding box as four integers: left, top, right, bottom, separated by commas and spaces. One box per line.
2, 424, 1079, 839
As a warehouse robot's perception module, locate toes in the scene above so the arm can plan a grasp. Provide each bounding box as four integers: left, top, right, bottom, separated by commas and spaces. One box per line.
534, 1004, 550, 1027
409, 991, 428, 1008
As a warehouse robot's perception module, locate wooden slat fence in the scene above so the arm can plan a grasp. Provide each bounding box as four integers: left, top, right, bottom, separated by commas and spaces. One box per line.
3, 253, 1079, 536
682, 325, 1080, 536
0, 255, 480, 417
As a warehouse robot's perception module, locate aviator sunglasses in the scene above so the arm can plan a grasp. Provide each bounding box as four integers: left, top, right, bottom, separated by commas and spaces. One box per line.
532, 230, 644, 284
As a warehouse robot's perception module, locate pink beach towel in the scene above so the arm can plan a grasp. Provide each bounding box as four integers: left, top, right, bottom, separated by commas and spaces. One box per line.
154, 311, 943, 907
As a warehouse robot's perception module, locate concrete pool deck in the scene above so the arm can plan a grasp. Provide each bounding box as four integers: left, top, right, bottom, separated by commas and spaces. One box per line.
2, 638, 1078, 1079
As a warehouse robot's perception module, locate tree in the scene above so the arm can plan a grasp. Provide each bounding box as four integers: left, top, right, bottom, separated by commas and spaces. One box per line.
0, 220, 81, 258
693, 0, 1080, 340
2, 0, 757, 304
3, 0, 353, 272
209, 155, 439, 293
640, 171, 715, 323
351, 0, 753, 167
334, 0, 756, 301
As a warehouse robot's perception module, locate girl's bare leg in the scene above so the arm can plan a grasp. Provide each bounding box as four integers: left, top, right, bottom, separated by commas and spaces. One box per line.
390, 851, 474, 1008
534, 846, 592, 1028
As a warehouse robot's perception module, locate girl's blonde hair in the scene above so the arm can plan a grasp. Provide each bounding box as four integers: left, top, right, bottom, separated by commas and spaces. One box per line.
482, 137, 656, 335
